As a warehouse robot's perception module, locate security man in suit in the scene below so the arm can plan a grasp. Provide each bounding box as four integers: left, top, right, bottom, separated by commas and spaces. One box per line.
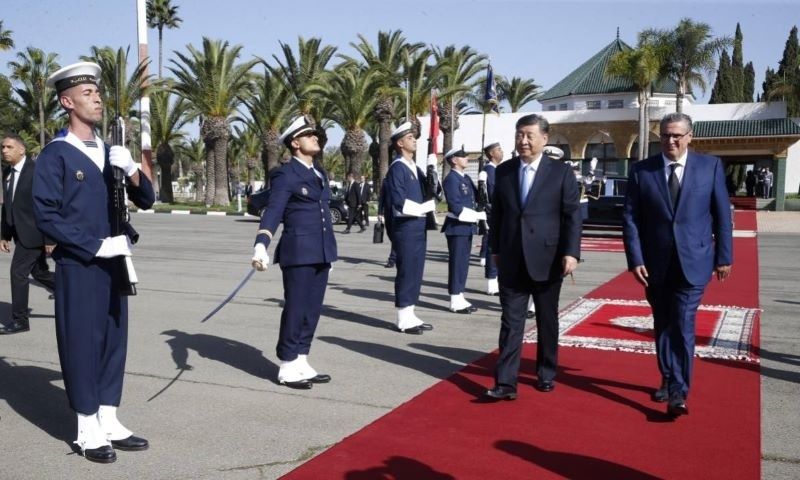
1, 133, 55, 334
383, 121, 436, 334
251, 115, 337, 389
623, 112, 733, 417
441, 146, 483, 313
484, 114, 581, 401
343, 172, 360, 233
481, 141, 502, 296
359, 174, 372, 229
33, 62, 155, 463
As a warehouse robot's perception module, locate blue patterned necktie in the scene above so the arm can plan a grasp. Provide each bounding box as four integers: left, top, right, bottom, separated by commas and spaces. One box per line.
520, 164, 535, 205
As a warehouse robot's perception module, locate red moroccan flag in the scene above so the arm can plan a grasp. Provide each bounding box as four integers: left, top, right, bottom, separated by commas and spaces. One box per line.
428, 91, 439, 156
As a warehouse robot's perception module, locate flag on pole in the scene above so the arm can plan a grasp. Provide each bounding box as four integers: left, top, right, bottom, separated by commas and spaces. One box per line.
485, 64, 499, 114
428, 91, 439, 156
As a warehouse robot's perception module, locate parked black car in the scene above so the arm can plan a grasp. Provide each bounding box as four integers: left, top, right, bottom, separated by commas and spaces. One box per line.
246, 188, 349, 225
582, 175, 627, 227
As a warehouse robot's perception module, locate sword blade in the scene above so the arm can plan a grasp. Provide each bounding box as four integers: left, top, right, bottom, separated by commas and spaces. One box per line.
200, 268, 256, 323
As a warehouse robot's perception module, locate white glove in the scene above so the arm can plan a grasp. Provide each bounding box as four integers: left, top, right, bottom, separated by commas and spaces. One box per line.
478, 171, 488, 182
109, 146, 137, 177
251, 243, 270, 271
96, 235, 132, 258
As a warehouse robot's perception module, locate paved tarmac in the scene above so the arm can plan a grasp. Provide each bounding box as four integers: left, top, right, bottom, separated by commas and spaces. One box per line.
0, 212, 797, 479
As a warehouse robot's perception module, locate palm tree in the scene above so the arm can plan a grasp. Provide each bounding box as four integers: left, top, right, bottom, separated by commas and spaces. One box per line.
7, 47, 60, 149
272, 36, 337, 121
640, 18, 732, 113
498, 76, 541, 112
606, 43, 662, 160
403, 48, 439, 138
169, 38, 257, 206
0, 20, 14, 51
146, 0, 183, 79
343, 30, 425, 191
81, 46, 152, 142
177, 138, 205, 202
434, 45, 487, 161
149, 87, 194, 202
230, 125, 262, 189
309, 64, 380, 176
240, 68, 292, 179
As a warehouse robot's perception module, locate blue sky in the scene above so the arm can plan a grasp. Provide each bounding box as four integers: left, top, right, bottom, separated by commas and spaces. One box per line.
1, 0, 797, 142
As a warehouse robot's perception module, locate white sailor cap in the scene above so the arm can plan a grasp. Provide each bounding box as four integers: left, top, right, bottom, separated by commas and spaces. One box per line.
279, 115, 316, 146
46, 62, 101, 94
543, 145, 564, 160
390, 121, 414, 142
444, 145, 467, 162
483, 141, 501, 154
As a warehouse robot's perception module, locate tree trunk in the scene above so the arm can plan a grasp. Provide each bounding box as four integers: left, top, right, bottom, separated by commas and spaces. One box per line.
642, 90, 651, 159
213, 132, 230, 206
637, 91, 646, 161
341, 128, 367, 177
156, 143, 175, 203
676, 78, 686, 113
192, 163, 204, 202
158, 28, 164, 79
369, 136, 380, 197
373, 97, 394, 197
38, 96, 45, 150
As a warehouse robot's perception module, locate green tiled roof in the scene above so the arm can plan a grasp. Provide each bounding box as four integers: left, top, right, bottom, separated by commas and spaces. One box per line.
540, 38, 679, 101
693, 119, 800, 138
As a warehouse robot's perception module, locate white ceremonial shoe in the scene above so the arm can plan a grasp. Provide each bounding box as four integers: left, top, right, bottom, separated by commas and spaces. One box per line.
396, 305, 423, 331
98, 405, 133, 442
76, 412, 111, 452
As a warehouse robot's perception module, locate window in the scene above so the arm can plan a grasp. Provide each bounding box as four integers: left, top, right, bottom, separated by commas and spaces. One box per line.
559, 103, 568, 111
586, 100, 601, 110
648, 99, 659, 107
608, 99, 624, 109
547, 105, 557, 111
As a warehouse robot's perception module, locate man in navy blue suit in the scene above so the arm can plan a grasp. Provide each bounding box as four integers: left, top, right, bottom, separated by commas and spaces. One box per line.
34, 62, 155, 463
623, 112, 733, 418
484, 114, 582, 400
441, 146, 482, 313
480, 141, 502, 296
252, 115, 338, 390
383, 122, 436, 334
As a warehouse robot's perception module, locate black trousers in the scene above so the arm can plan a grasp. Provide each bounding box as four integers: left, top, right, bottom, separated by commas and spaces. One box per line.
10, 242, 55, 323
495, 267, 563, 387
346, 204, 362, 229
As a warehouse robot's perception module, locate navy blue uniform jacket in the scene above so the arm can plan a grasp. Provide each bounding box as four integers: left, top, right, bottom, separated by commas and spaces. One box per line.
32, 141, 154, 264
256, 158, 337, 266
384, 159, 427, 241
441, 170, 478, 236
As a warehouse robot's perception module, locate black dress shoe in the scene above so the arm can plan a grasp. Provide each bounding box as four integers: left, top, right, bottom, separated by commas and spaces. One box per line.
82, 445, 117, 463
484, 385, 517, 401
451, 305, 478, 314
535, 380, 555, 393
384, 261, 395, 268
667, 395, 688, 417
652, 381, 669, 403
343, 229, 351, 234
111, 435, 149, 451
526, 311, 536, 319
396, 325, 424, 335
0, 321, 30, 335
418, 323, 433, 331
280, 379, 313, 389
307, 374, 331, 384
359, 228, 366, 233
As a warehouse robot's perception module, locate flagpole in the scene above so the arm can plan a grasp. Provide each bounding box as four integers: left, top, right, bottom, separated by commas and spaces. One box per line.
405, 77, 410, 121
480, 109, 487, 172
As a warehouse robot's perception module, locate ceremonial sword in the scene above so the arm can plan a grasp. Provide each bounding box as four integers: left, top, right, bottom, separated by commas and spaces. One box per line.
200, 267, 256, 323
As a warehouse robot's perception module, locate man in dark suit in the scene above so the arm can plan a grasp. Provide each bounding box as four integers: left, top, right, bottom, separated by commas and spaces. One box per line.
623, 112, 733, 418
252, 115, 338, 390
343, 173, 360, 233
481, 141, 503, 295
1, 133, 56, 334
484, 114, 581, 400
358, 175, 371, 230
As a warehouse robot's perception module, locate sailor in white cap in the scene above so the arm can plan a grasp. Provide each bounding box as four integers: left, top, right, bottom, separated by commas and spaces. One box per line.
382, 121, 435, 334
441, 146, 483, 313
33, 61, 155, 463
251, 115, 337, 388
480, 141, 503, 295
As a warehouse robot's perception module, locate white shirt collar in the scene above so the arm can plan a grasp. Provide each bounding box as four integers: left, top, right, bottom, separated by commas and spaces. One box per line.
12, 156, 26, 172
520, 153, 543, 172
64, 131, 105, 171
662, 152, 687, 169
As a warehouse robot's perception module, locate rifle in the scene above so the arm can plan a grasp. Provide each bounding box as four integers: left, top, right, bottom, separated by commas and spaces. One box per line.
424, 160, 442, 230
476, 165, 490, 235
110, 67, 139, 296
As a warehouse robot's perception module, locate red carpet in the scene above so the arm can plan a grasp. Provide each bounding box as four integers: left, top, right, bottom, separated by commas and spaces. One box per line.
282, 212, 760, 480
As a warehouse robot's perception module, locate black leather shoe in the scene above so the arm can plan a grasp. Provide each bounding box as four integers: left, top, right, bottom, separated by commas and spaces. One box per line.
280, 379, 313, 389
418, 323, 433, 331
667, 395, 688, 417
359, 228, 366, 233
384, 261, 395, 268
397, 325, 424, 335
484, 385, 517, 401
526, 311, 536, 319
82, 445, 117, 463
652, 381, 669, 403
535, 380, 555, 393
343, 229, 351, 234
111, 435, 149, 451
307, 374, 331, 384
0, 321, 30, 334
451, 305, 478, 314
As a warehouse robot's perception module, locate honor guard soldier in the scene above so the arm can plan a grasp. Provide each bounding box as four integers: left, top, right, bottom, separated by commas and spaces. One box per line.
383, 122, 436, 334
251, 116, 337, 389
442, 146, 483, 313
481, 141, 502, 296
33, 62, 155, 463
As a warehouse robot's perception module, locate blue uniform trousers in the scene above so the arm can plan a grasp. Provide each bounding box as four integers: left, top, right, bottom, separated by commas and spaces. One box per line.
645, 249, 705, 398
277, 263, 330, 361
393, 227, 426, 308
54, 260, 127, 415
446, 234, 472, 295
481, 232, 498, 279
